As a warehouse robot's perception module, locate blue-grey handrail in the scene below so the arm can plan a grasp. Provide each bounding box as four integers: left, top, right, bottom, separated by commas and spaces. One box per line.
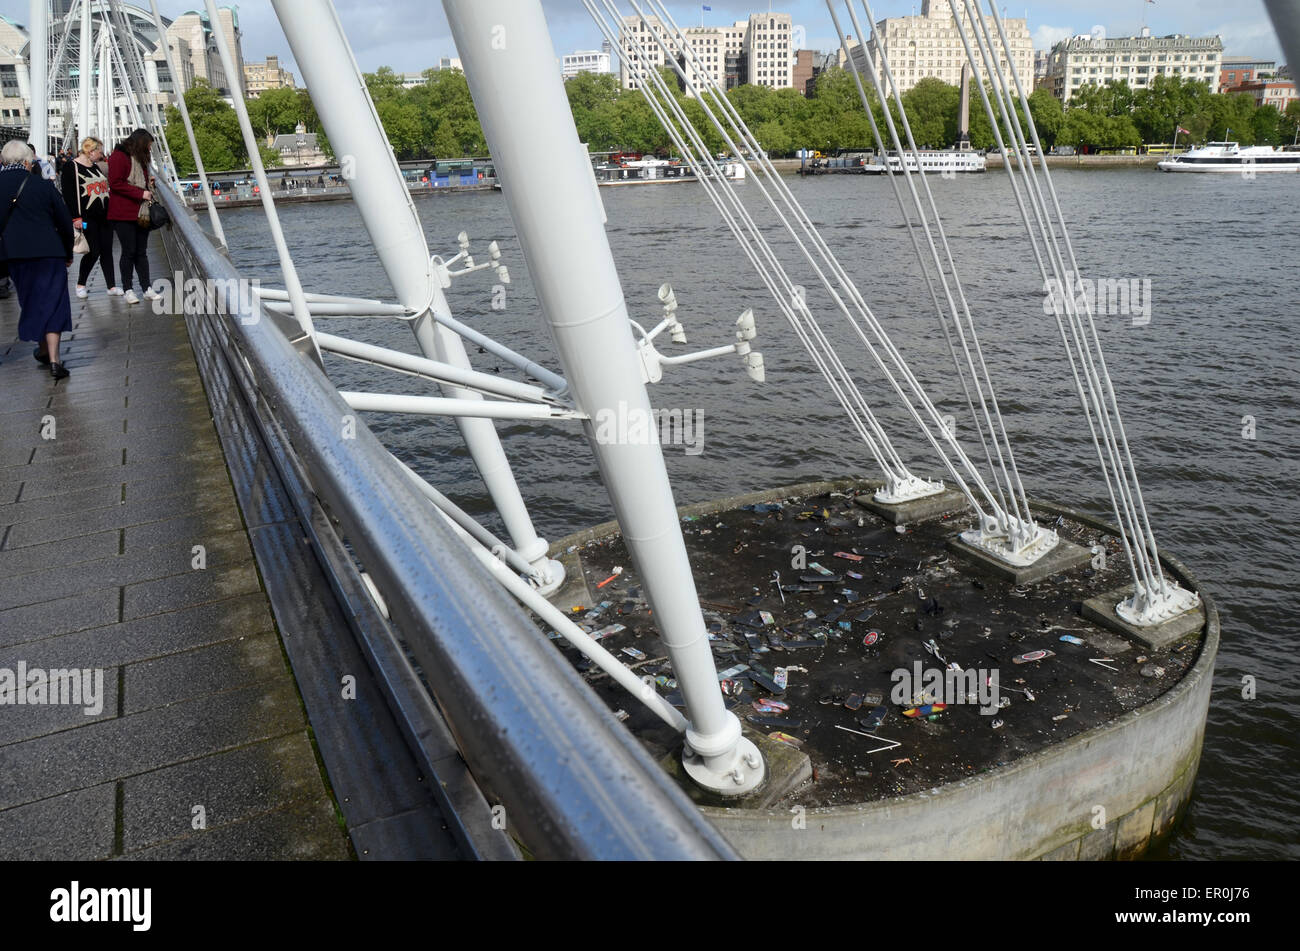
156, 184, 740, 860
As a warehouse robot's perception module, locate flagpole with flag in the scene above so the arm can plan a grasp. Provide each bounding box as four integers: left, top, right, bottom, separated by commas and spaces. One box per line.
702, 4, 710, 28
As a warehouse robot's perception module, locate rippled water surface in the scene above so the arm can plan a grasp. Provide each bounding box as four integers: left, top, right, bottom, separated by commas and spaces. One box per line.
220, 166, 1300, 860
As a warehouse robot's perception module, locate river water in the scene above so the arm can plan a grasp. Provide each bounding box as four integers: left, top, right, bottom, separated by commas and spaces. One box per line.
218, 166, 1299, 860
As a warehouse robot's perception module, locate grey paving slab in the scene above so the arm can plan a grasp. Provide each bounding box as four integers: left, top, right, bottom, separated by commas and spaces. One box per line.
0, 587, 120, 648
0, 529, 121, 578
0, 679, 306, 810
25, 418, 215, 465
12, 445, 225, 502
121, 796, 350, 861
0, 783, 117, 861
2, 481, 238, 549
120, 732, 327, 852
121, 561, 263, 622
122, 506, 248, 555
0, 481, 126, 529
123, 630, 286, 715
0, 592, 274, 673
0, 667, 119, 745
0, 528, 252, 610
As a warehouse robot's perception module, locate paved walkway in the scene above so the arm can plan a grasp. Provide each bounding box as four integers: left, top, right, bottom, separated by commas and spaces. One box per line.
0, 253, 351, 860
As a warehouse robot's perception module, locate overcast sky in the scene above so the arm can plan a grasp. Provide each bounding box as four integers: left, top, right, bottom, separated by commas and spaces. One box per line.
1, 1, 1283, 78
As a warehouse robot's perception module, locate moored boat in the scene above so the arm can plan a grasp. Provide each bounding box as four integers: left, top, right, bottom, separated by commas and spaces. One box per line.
875, 148, 987, 174
1157, 141, 1300, 172
593, 152, 746, 186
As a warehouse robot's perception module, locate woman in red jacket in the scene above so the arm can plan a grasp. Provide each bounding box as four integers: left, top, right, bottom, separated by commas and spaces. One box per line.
106, 128, 156, 305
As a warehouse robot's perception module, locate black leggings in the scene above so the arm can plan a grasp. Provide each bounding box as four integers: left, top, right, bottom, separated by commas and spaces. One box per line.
77, 217, 116, 288
113, 220, 151, 292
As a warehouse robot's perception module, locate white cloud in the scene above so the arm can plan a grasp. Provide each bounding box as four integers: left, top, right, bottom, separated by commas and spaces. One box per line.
1032, 25, 1076, 51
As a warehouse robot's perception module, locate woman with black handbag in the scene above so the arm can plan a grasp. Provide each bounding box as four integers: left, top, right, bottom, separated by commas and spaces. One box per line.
60, 136, 119, 299
107, 129, 156, 306
0, 139, 75, 380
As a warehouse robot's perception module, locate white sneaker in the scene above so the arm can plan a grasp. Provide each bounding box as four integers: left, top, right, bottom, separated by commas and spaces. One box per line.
142, 287, 161, 301
107, 286, 124, 296
76, 286, 89, 299
124, 290, 140, 305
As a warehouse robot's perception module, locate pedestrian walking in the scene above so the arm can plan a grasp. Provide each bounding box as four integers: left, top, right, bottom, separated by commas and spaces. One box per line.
61, 136, 119, 299
0, 139, 76, 380
107, 128, 157, 305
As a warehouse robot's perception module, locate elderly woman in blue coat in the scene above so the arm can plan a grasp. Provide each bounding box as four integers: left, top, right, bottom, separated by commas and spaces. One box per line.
0, 139, 75, 379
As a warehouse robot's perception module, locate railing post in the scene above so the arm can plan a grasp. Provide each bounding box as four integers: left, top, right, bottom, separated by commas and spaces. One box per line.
271, 0, 564, 593
443, 0, 764, 795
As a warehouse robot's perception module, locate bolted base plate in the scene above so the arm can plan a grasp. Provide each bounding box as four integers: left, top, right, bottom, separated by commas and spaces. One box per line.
874, 476, 947, 505
854, 483, 969, 525
682, 736, 767, 798
949, 533, 1092, 585
531, 558, 567, 597
1083, 584, 1206, 651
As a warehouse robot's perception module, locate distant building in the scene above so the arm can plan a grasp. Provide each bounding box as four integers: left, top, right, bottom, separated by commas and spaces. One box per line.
399, 58, 462, 89
1034, 50, 1054, 92
1219, 56, 1276, 92
619, 12, 792, 92
851, 0, 1032, 96
1225, 78, 1297, 111
836, 34, 860, 69
244, 55, 296, 98
272, 120, 327, 166
0, 3, 242, 145
743, 13, 794, 90
792, 48, 816, 96
562, 49, 611, 80
805, 51, 839, 97
167, 7, 244, 96
1045, 28, 1223, 103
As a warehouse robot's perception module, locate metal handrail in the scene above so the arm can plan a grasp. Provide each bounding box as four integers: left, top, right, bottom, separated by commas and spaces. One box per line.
156, 184, 739, 861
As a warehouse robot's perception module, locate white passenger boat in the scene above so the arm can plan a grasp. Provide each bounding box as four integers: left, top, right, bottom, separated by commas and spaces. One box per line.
593, 154, 746, 186
1157, 142, 1300, 173
875, 149, 987, 174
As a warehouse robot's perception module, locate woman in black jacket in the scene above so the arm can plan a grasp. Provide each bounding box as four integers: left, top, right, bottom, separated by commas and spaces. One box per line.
0, 139, 75, 380
60, 136, 118, 299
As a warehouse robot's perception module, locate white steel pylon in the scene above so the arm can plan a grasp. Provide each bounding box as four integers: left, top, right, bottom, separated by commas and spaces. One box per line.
445, 0, 764, 795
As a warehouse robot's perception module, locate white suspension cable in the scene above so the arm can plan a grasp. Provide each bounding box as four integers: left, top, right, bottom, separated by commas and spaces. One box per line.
827, 1, 1004, 513
203, 0, 318, 354
146, 0, 225, 246
625, 0, 1015, 523
587, 0, 910, 484
849, 0, 1037, 541
836, 0, 1031, 542
637, 0, 1001, 504
984, 1, 1173, 599
947, 0, 1195, 621
959, 0, 1157, 595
